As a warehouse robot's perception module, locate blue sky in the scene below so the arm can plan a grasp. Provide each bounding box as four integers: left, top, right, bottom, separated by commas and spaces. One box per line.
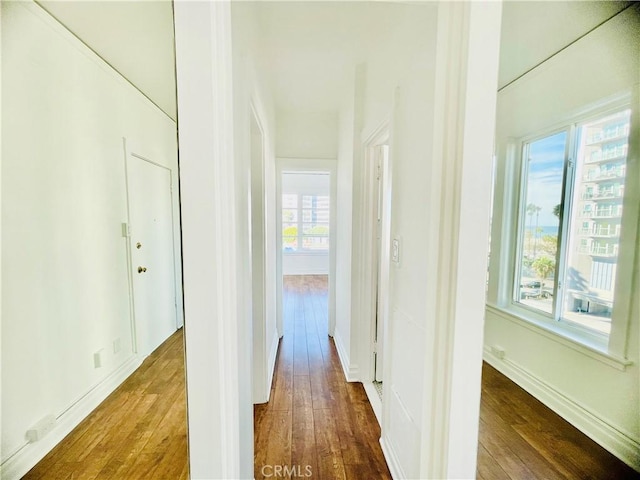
525, 131, 566, 227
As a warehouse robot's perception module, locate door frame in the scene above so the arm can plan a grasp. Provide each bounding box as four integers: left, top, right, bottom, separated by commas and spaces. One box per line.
276, 158, 338, 337
358, 122, 393, 386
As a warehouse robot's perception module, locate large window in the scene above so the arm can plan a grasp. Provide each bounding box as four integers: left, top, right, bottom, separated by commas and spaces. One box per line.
515, 108, 631, 337
282, 193, 330, 252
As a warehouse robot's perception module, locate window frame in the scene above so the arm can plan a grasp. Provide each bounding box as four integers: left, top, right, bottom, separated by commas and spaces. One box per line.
512, 126, 572, 321
281, 192, 330, 254
504, 100, 636, 358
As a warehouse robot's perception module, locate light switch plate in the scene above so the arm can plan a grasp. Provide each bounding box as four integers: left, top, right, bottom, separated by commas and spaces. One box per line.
392, 237, 400, 264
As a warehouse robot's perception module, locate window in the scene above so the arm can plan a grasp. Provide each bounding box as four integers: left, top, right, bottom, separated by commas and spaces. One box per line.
282, 193, 330, 252
514, 108, 631, 337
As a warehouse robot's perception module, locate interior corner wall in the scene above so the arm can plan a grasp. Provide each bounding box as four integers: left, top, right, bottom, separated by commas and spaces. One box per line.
486, 6, 640, 469
334, 79, 357, 377
1, 2, 180, 478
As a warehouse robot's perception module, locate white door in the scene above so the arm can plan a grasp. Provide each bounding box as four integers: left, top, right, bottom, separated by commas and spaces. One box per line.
128, 154, 177, 357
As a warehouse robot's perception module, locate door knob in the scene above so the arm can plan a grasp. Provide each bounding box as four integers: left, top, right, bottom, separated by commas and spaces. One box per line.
138, 266, 147, 273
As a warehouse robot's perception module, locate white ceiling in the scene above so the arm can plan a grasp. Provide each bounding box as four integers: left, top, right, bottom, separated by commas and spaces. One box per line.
35, 1, 632, 118
499, 0, 631, 89
38, 0, 177, 120
248, 2, 433, 112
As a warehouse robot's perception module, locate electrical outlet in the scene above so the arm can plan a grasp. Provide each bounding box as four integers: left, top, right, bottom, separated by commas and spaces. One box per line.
491, 345, 506, 359
26, 414, 56, 442
93, 349, 104, 368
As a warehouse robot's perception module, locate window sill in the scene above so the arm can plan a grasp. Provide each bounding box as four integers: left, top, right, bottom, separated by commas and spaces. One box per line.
282, 251, 329, 256
485, 304, 633, 371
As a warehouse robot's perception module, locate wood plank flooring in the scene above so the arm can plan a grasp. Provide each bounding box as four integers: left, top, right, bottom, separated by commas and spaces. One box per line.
23, 274, 639, 479
254, 275, 391, 479
477, 362, 640, 480
23, 330, 189, 480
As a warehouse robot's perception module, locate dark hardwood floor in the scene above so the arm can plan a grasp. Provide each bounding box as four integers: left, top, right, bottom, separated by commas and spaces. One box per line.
254, 274, 391, 479
23, 274, 638, 479
478, 362, 639, 480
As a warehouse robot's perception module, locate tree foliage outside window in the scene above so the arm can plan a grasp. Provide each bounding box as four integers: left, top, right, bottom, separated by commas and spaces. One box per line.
282, 194, 330, 252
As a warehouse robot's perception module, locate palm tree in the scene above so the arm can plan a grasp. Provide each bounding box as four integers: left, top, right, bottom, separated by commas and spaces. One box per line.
533, 205, 542, 256
532, 256, 555, 287
526, 203, 541, 256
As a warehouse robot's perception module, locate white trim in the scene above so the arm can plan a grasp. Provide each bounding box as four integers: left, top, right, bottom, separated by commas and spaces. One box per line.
1, 355, 142, 480
380, 436, 405, 480
419, 2, 471, 477
419, 3, 502, 478
265, 330, 280, 403
174, 1, 248, 477
483, 347, 640, 471
363, 383, 382, 426
249, 102, 269, 405
486, 305, 632, 371
353, 120, 392, 388
333, 329, 359, 382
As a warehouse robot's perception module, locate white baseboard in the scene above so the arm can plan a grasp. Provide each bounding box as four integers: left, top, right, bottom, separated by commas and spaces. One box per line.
265, 330, 280, 402
484, 347, 640, 472
333, 330, 359, 382
0, 354, 143, 480
380, 436, 405, 479
363, 382, 382, 426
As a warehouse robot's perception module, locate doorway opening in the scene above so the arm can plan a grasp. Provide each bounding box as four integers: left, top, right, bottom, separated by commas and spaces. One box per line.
360, 125, 392, 423
277, 162, 337, 339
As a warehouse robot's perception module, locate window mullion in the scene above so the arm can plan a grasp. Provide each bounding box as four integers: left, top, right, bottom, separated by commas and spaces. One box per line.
298, 194, 303, 250
513, 142, 530, 304
554, 126, 577, 321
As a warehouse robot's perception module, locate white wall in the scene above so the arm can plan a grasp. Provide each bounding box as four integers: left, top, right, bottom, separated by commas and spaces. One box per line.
282, 256, 328, 276
276, 110, 338, 159
1, 3, 181, 478
342, 4, 438, 477
486, 6, 640, 469
343, 3, 503, 477
334, 78, 357, 369
232, 1, 279, 406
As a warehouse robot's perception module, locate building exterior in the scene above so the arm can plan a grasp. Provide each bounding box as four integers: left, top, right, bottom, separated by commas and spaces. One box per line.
566, 110, 631, 319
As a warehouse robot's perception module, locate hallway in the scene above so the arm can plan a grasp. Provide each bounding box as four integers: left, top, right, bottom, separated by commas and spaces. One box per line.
254, 275, 391, 478
20, 281, 638, 479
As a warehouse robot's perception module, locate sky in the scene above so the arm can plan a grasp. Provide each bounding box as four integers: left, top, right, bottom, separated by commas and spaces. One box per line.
525, 131, 566, 227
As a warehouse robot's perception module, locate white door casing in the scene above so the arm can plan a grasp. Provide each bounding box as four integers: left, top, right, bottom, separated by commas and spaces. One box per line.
126, 152, 177, 357
374, 144, 390, 382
